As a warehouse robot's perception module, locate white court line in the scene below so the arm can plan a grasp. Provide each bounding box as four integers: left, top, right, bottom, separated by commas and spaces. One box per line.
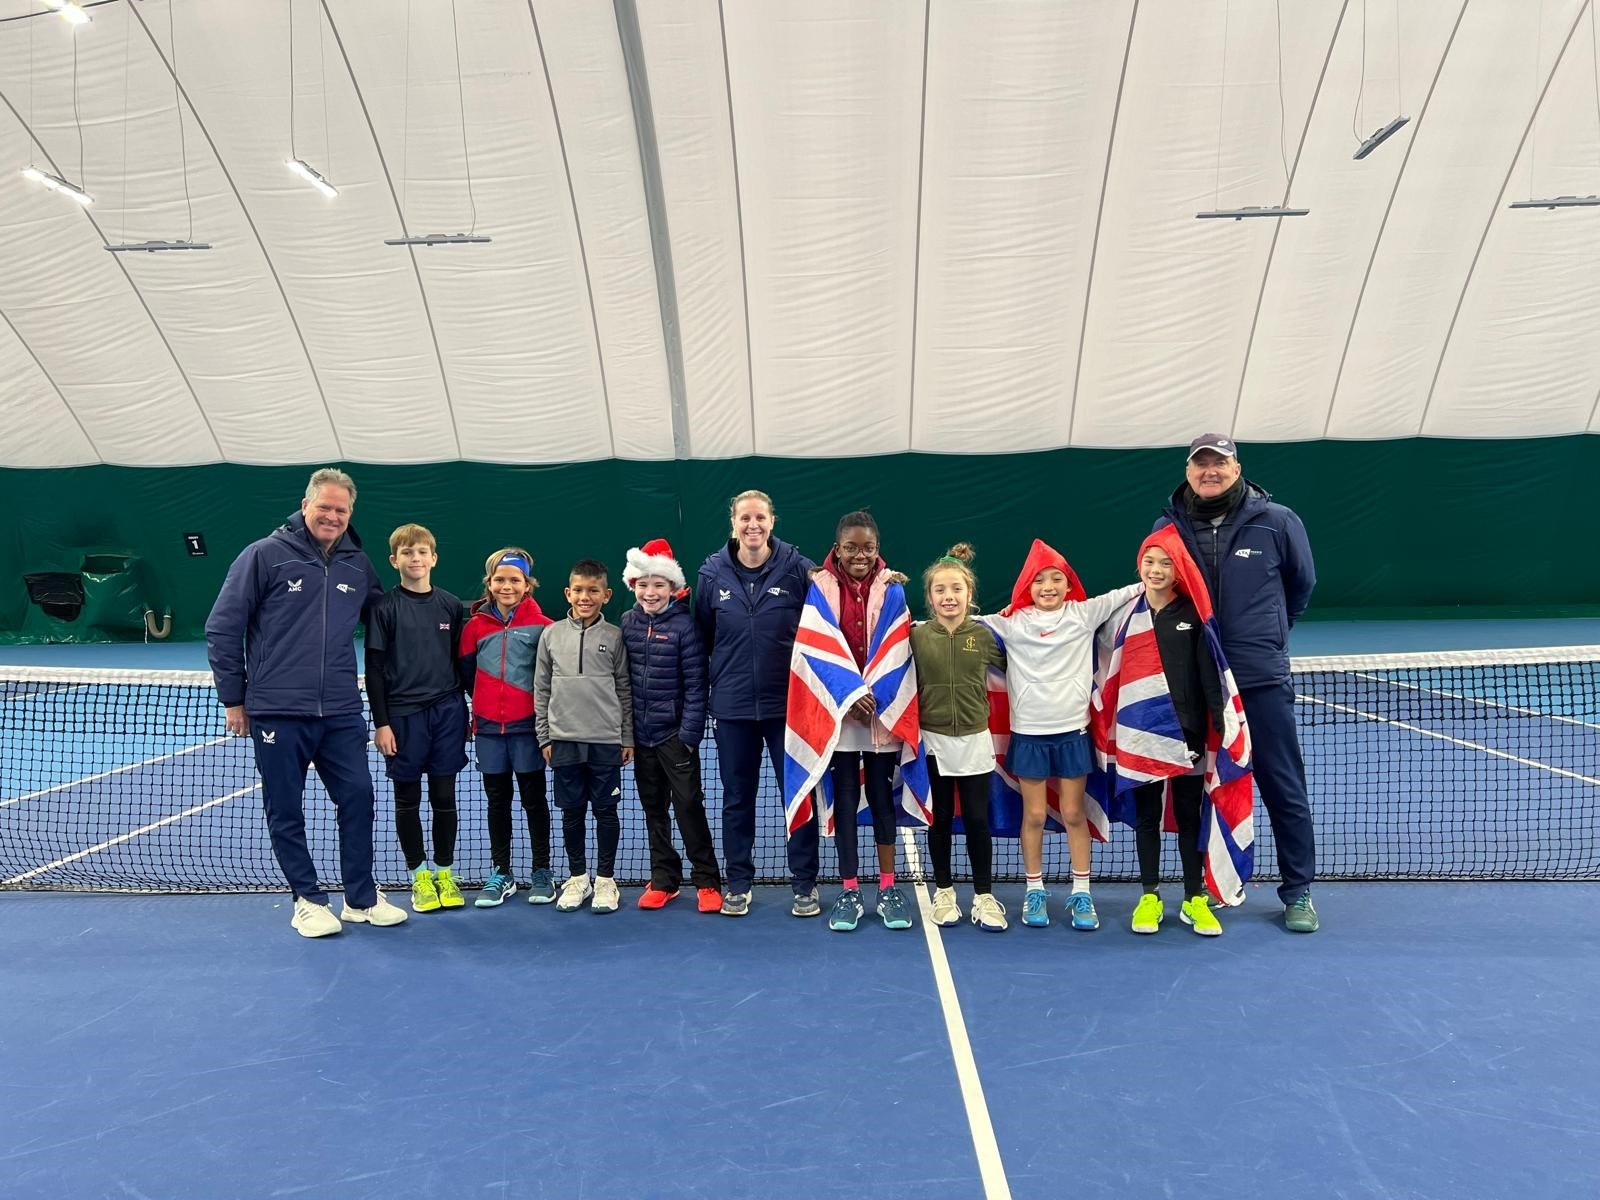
0, 736, 234, 808
1344, 670, 1600, 731
900, 827, 1012, 1200
2, 782, 260, 886
1300, 696, 1600, 787
2, 684, 90, 704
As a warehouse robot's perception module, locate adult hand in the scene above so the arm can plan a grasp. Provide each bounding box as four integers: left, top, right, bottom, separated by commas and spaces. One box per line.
622, 747, 635, 765
225, 705, 250, 737
374, 725, 397, 756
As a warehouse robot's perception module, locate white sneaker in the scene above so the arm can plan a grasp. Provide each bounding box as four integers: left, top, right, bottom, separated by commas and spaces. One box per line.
591, 876, 620, 914
930, 887, 962, 927
341, 889, 409, 927
291, 897, 342, 938
557, 874, 593, 912
970, 892, 1009, 932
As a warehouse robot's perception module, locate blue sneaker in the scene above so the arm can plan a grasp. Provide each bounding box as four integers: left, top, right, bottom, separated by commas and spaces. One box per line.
828, 889, 865, 931
1069, 891, 1100, 931
526, 867, 556, 905
474, 869, 517, 908
1022, 888, 1050, 928
877, 885, 913, 930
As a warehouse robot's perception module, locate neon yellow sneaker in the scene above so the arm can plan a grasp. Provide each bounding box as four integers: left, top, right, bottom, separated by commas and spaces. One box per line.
1180, 895, 1222, 937
1131, 892, 1164, 934
434, 868, 464, 909
411, 868, 441, 913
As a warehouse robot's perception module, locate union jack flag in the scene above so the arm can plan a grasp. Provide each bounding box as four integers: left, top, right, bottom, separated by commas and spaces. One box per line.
784, 580, 931, 837
1085, 527, 1254, 905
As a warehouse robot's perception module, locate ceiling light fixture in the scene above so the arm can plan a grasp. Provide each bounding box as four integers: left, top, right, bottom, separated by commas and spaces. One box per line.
286, 157, 337, 198
1195, 206, 1311, 220
42, 1, 92, 27
285, 0, 338, 198
384, 234, 492, 246
105, 239, 214, 252
21, 166, 93, 205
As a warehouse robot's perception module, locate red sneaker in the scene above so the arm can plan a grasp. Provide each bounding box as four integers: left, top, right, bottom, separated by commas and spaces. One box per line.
637, 885, 679, 910
696, 887, 723, 913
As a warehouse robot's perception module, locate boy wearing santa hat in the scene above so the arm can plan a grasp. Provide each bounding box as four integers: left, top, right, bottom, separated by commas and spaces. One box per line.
620, 538, 723, 911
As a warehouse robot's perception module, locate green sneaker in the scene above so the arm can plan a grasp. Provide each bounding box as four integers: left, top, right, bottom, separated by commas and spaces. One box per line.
1180, 895, 1222, 936
410, 869, 441, 913
1130, 892, 1163, 934
1284, 890, 1319, 933
434, 868, 464, 909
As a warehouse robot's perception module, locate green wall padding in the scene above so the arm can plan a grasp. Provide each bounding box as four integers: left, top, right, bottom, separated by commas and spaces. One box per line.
1, 436, 1595, 643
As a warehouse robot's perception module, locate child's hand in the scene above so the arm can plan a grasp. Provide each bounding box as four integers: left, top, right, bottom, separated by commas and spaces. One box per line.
998, 605, 1014, 618
374, 725, 397, 757
622, 747, 635, 765
849, 695, 877, 722
542, 744, 553, 764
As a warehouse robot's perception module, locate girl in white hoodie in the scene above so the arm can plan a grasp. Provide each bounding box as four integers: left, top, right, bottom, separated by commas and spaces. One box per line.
982, 539, 1140, 932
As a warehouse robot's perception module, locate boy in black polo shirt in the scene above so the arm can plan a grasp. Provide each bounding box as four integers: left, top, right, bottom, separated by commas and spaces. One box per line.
366, 523, 471, 913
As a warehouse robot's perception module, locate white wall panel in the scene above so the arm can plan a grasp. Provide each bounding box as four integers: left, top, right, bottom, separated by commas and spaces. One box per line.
722, 1, 924, 456
911, 0, 1131, 454
636, 0, 752, 459
532, 0, 673, 461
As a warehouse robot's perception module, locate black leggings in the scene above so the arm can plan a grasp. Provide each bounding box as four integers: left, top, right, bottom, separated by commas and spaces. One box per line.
484, 770, 550, 876
928, 757, 993, 894
561, 804, 621, 877
394, 775, 458, 870
1134, 774, 1204, 897
830, 750, 898, 880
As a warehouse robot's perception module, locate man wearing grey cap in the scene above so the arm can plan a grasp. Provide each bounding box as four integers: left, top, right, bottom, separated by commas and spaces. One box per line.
1154, 435, 1320, 932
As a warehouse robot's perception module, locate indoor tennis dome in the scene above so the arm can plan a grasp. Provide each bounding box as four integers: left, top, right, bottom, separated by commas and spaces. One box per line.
3, 0, 1597, 640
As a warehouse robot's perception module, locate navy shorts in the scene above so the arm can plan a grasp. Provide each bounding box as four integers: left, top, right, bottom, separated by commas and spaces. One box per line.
384, 693, 469, 782
547, 741, 624, 811
1006, 729, 1092, 781
475, 728, 542, 775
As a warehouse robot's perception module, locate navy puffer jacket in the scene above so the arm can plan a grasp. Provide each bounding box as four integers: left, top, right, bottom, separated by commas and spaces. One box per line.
694, 537, 815, 721
620, 597, 708, 749
1155, 480, 1316, 690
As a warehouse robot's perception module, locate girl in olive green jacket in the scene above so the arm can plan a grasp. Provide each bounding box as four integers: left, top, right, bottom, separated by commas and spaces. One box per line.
909, 544, 1008, 931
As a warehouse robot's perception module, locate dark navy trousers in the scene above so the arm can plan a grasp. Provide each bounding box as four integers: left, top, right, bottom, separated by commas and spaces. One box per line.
1239, 681, 1316, 902
715, 716, 818, 895
251, 713, 377, 908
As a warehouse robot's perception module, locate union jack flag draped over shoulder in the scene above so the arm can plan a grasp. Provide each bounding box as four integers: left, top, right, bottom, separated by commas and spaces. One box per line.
1085, 527, 1255, 905
784, 580, 931, 837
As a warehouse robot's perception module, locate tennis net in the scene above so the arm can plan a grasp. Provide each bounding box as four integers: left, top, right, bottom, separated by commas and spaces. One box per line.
2, 646, 1597, 892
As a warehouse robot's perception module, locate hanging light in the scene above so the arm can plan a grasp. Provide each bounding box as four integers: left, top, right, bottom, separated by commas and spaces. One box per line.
1195, 206, 1310, 220
1353, 116, 1410, 160
42, 1, 92, 27
105, 240, 214, 253
286, 158, 338, 198
21, 167, 93, 206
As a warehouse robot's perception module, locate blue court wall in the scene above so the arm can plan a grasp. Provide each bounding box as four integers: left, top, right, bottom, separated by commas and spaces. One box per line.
1, 435, 1596, 642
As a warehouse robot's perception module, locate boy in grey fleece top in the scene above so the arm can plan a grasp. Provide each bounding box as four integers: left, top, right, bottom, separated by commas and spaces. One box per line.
535, 559, 634, 913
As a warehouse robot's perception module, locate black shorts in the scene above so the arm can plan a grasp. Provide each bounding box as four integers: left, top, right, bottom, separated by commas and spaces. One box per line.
384, 693, 469, 782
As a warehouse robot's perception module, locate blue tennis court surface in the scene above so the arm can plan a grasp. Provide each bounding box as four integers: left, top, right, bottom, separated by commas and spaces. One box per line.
4, 883, 1597, 1199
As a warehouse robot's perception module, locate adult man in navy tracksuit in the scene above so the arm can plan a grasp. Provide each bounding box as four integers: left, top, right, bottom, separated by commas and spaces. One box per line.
1155, 435, 1320, 932
206, 468, 407, 938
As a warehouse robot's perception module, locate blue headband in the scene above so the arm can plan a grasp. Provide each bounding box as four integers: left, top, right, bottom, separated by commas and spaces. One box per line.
497, 554, 531, 576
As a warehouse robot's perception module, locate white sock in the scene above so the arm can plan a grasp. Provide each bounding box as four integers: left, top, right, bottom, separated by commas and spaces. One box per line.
1025, 873, 1044, 892
1071, 870, 1091, 896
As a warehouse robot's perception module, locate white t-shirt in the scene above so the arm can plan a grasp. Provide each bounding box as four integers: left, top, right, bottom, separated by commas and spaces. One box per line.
923, 729, 996, 777
980, 584, 1142, 734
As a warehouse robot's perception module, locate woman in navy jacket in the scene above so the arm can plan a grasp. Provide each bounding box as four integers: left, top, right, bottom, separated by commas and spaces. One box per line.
694, 490, 816, 917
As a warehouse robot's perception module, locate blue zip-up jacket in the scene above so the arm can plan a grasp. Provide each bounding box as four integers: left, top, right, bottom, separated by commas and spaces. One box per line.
205, 513, 384, 717
1155, 480, 1316, 690
620, 597, 708, 749
694, 537, 815, 721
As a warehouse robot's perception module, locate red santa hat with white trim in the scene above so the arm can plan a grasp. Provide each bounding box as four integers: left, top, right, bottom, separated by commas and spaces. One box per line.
622, 537, 687, 593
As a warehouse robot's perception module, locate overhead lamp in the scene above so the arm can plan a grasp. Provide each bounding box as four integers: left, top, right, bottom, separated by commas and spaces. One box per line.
384, 234, 493, 246
1195, 206, 1310, 220
286, 158, 338, 199
42, 0, 92, 26
1353, 116, 1410, 161
1508, 195, 1600, 210
21, 167, 93, 206
105, 240, 214, 253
